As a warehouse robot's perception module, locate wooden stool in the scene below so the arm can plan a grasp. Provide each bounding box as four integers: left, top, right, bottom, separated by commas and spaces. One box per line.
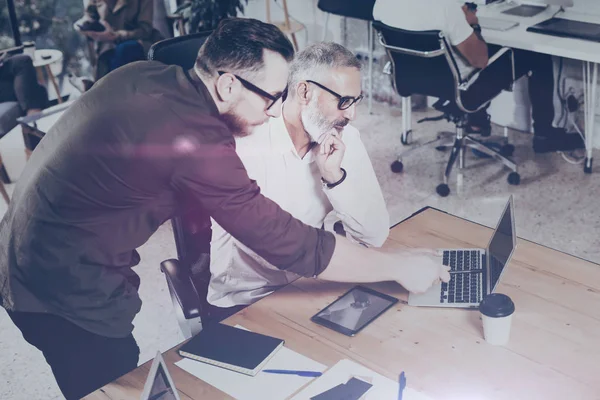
265, 0, 305, 50
33, 49, 64, 104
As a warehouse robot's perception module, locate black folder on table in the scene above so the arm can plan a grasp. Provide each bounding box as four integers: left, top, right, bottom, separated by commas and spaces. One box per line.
178, 323, 284, 376
527, 17, 600, 43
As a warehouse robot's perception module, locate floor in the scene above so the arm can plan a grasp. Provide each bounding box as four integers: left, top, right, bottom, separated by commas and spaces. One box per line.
0, 101, 598, 399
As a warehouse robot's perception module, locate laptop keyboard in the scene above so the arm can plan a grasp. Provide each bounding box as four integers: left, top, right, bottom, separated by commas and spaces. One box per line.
443, 250, 480, 271
440, 250, 483, 304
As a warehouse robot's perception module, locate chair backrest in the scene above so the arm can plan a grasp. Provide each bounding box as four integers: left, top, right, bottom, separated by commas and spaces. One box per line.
147, 30, 212, 69
317, 0, 375, 21
171, 208, 211, 270
170, 198, 213, 320
372, 21, 460, 102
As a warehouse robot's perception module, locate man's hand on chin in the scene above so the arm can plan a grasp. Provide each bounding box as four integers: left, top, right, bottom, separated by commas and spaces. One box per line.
315, 130, 346, 184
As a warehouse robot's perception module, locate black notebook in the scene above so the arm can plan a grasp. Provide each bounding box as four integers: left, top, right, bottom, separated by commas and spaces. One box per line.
178, 323, 285, 376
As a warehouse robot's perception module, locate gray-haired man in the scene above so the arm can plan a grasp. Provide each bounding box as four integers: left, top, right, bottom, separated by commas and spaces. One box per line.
208, 43, 403, 308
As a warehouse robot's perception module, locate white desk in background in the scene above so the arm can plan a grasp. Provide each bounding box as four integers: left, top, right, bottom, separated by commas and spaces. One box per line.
400, 2, 600, 173
479, 2, 600, 173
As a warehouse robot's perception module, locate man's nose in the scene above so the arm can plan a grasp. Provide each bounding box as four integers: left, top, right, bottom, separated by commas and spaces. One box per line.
266, 98, 283, 118
343, 103, 357, 120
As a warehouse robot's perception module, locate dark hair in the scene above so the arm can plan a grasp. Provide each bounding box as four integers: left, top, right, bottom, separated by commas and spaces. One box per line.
195, 18, 295, 77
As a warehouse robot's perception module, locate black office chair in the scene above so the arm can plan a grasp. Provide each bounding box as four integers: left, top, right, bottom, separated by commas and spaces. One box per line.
318, 0, 375, 28
147, 30, 212, 70
148, 31, 239, 338
373, 21, 521, 197
161, 205, 213, 339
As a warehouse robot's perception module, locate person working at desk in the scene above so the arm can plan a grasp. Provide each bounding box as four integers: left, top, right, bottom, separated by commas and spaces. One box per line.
0, 18, 450, 400
373, 0, 585, 153
208, 42, 390, 309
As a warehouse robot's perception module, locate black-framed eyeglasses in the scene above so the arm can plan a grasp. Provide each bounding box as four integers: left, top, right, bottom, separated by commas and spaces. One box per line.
218, 71, 286, 110
306, 80, 363, 110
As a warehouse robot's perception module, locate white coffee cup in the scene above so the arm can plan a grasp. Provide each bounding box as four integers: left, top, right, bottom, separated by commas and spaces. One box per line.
479, 293, 515, 346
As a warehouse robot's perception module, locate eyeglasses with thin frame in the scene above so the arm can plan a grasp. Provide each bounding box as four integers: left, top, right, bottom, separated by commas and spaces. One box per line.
218, 71, 286, 110
306, 80, 363, 110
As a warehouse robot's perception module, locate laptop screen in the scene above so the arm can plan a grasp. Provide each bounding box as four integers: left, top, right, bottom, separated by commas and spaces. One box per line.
487, 199, 516, 292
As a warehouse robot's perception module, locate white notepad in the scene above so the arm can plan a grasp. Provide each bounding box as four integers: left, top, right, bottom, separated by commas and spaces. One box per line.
290, 359, 433, 400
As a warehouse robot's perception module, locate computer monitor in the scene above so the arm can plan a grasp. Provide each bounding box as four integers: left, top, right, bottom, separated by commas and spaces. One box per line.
140, 352, 181, 400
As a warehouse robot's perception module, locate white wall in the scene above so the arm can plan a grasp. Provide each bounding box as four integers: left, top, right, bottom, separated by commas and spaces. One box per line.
572, 0, 600, 15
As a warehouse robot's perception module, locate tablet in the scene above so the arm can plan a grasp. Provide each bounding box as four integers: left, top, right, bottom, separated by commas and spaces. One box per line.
311, 286, 398, 337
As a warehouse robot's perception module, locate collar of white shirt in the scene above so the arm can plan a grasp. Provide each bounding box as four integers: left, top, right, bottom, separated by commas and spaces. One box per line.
267, 111, 316, 163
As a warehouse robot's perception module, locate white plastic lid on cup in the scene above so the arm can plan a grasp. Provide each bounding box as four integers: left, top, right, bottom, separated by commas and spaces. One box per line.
479, 293, 515, 345
480, 293, 515, 318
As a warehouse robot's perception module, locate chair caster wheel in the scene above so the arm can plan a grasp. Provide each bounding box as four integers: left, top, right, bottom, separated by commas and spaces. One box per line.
401, 130, 411, 145
435, 146, 447, 152
584, 158, 593, 174
500, 144, 515, 157
391, 160, 404, 173
507, 172, 520, 185
436, 183, 450, 197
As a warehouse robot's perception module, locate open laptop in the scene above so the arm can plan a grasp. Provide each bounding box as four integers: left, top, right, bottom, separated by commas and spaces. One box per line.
409, 196, 516, 308
140, 352, 181, 400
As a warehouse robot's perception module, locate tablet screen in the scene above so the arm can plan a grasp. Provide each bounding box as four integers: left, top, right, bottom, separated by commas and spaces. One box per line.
311, 286, 398, 336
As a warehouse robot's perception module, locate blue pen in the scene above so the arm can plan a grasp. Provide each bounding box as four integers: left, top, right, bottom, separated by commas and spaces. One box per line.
398, 371, 406, 400
263, 369, 323, 378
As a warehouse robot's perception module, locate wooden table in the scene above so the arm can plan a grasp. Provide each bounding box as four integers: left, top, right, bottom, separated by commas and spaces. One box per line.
32, 49, 63, 104
85, 207, 600, 400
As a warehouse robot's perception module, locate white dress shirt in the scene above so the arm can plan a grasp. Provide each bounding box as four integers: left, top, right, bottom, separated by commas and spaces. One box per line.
207, 114, 389, 307
373, 0, 476, 80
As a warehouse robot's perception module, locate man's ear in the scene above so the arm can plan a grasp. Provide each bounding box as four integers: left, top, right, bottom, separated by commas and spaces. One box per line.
215, 73, 239, 103
295, 82, 312, 105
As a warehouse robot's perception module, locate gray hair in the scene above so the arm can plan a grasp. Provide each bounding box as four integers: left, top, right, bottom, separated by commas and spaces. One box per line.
288, 42, 361, 98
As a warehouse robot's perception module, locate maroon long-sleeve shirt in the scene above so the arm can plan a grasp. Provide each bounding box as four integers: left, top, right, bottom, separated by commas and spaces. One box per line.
0, 62, 335, 337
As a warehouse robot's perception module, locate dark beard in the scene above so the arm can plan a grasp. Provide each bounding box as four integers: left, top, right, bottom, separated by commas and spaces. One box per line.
220, 112, 250, 137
